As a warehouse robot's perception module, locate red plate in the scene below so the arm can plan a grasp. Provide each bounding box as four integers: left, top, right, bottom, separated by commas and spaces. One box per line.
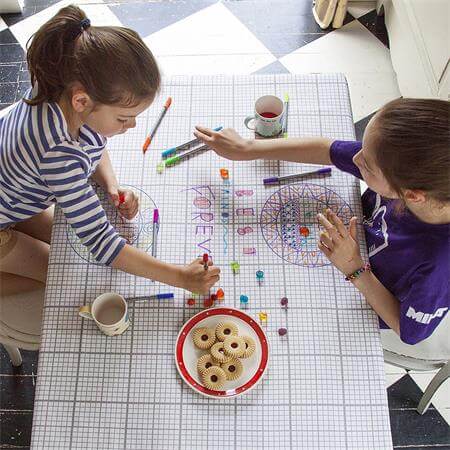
175, 307, 269, 398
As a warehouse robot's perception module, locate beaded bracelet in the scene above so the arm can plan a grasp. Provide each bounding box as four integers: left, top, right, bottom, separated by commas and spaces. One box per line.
345, 263, 371, 281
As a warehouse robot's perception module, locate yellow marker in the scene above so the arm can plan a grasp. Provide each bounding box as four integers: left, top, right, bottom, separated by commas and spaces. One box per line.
258, 312, 268, 323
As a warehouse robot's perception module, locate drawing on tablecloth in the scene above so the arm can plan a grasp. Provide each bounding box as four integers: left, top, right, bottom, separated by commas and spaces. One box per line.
260, 183, 353, 267
67, 184, 157, 264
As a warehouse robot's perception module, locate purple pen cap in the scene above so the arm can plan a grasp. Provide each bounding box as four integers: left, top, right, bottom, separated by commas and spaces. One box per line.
318, 167, 332, 175
153, 209, 159, 223
263, 177, 279, 185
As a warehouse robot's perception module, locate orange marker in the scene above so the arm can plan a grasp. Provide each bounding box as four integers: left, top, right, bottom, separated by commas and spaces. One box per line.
142, 97, 172, 154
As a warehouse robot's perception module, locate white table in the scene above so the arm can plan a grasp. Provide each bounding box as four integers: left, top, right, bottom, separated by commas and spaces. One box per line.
30, 74, 392, 450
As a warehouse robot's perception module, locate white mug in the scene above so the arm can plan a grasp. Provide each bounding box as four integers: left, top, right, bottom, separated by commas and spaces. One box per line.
79, 292, 130, 336
244, 95, 284, 137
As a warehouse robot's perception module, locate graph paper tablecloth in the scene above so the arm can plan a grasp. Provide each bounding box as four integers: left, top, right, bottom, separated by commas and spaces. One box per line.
31, 74, 392, 450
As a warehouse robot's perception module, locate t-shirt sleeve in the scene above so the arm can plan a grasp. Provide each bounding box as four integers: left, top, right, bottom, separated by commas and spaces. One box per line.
38, 145, 126, 265
329, 140, 363, 180
397, 264, 449, 344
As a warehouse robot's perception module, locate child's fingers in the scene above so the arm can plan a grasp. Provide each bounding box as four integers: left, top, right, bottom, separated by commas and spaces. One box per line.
326, 209, 347, 236
319, 231, 333, 249
193, 128, 213, 143
195, 125, 216, 137
318, 241, 331, 257
317, 213, 340, 240
207, 266, 220, 277
349, 217, 358, 240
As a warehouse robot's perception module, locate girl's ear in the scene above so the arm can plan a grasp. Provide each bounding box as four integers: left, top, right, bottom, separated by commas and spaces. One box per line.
403, 189, 427, 204
71, 89, 94, 113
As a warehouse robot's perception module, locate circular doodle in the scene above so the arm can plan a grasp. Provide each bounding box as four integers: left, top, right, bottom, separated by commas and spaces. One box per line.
67, 184, 157, 264
260, 183, 353, 267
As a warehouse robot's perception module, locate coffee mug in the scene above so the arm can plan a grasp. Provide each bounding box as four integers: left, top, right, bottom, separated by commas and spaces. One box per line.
244, 95, 284, 137
79, 292, 130, 336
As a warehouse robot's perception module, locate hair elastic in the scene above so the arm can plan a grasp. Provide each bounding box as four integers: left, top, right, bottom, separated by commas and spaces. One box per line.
70, 18, 90, 40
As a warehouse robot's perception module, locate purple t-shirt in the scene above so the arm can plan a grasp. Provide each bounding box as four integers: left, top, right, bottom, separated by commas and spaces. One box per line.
330, 140, 449, 344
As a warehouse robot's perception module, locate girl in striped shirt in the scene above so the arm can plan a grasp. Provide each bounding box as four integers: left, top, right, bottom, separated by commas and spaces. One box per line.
0, 5, 220, 297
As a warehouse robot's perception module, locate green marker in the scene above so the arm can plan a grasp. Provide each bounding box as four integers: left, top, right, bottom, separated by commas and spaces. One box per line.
164, 144, 209, 167
282, 93, 289, 138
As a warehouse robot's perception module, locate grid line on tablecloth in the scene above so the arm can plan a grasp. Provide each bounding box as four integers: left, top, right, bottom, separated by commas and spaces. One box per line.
30, 74, 392, 450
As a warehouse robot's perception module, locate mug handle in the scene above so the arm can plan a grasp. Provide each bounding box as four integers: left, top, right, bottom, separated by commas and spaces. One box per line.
244, 116, 256, 131
79, 305, 94, 320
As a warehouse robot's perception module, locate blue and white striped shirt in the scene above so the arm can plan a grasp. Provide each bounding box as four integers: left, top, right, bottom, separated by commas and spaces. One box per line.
0, 90, 126, 265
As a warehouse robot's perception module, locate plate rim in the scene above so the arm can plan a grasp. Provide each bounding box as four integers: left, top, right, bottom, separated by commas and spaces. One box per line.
174, 307, 269, 399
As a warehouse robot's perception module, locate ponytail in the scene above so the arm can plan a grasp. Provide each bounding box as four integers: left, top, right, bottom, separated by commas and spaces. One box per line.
25, 4, 160, 106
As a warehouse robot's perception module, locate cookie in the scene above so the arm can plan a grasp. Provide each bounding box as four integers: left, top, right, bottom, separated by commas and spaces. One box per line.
215, 321, 238, 341
210, 342, 233, 363
241, 335, 256, 358
197, 354, 219, 374
223, 336, 246, 358
193, 327, 216, 349
201, 366, 227, 390
221, 359, 243, 381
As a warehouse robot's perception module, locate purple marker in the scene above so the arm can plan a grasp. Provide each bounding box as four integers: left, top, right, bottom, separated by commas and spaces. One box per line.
151, 209, 159, 257
263, 167, 332, 185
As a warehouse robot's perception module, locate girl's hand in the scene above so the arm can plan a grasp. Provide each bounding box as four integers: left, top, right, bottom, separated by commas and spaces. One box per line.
108, 187, 139, 220
179, 257, 220, 294
194, 126, 254, 161
317, 209, 364, 276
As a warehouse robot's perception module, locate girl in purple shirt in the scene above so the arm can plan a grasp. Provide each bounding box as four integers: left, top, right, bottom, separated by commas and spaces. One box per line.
195, 99, 449, 352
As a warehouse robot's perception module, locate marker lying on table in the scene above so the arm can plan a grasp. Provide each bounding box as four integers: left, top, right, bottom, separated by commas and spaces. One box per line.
263, 167, 332, 185
142, 97, 172, 154
164, 144, 209, 167
161, 126, 223, 158
151, 209, 159, 257
126, 293, 174, 301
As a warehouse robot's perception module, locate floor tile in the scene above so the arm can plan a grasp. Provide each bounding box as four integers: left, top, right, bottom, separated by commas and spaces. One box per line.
0, 16, 7, 33
110, 0, 215, 39
0, 63, 20, 83
253, 60, 290, 75
384, 361, 408, 375
15, 80, 31, 101
0, 348, 39, 376
9, 0, 122, 50
0, 410, 33, 448
347, 1, 376, 19
143, 2, 276, 75
0, 375, 35, 410
0, 28, 18, 44
0, 42, 25, 63
410, 372, 450, 419
224, 0, 331, 58
389, 408, 450, 447
388, 374, 428, 409
279, 20, 400, 121
0, 82, 18, 103
358, 9, 390, 47
386, 373, 407, 389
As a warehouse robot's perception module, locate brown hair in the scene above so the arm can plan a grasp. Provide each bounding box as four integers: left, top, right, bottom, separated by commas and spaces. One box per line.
372, 98, 450, 203
25, 4, 160, 106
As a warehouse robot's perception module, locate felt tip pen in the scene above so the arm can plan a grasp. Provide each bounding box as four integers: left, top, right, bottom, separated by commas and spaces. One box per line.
142, 97, 172, 154
151, 209, 159, 257
127, 293, 174, 301
164, 144, 209, 167
263, 167, 332, 185
202, 253, 209, 271
282, 93, 289, 138
161, 126, 223, 158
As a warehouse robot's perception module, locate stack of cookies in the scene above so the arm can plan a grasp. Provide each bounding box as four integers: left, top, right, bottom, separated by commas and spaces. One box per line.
193, 321, 255, 390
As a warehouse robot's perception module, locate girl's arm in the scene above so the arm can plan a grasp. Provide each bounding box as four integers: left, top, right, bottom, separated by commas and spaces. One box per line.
317, 210, 401, 334
112, 244, 220, 294
91, 150, 119, 194
194, 126, 333, 165
352, 271, 400, 334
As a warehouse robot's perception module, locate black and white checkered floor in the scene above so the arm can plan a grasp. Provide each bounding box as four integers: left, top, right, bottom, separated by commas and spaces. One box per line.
0, 1, 449, 449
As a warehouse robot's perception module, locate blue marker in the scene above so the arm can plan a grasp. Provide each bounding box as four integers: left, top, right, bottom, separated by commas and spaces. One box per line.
127, 293, 174, 301
162, 126, 223, 158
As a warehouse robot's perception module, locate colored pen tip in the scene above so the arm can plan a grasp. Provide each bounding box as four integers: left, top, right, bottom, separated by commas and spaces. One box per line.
142, 136, 151, 153
284, 93, 289, 102
153, 209, 159, 222
164, 97, 172, 109
202, 253, 209, 263
119, 193, 125, 204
